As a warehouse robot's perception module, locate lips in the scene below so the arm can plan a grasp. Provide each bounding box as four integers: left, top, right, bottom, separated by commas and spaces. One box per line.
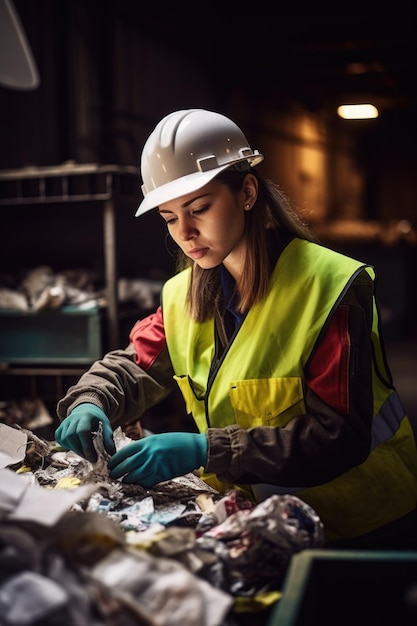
188, 247, 208, 259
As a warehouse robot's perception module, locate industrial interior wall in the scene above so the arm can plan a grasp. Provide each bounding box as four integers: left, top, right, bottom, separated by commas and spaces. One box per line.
64, 2, 217, 166
2, 0, 363, 230
247, 105, 360, 224
3, 1, 417, 233
0, 0, 218, 170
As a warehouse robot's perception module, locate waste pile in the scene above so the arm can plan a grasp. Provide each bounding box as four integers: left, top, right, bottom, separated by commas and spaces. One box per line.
0, 265, 163, 313
0, 423, 325, 625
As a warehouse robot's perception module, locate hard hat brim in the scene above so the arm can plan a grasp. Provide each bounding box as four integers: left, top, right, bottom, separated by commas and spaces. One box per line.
135, 153, 263, 217
135, 163, 233, 217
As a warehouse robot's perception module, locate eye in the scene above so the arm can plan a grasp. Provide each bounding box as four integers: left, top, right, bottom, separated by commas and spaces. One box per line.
192, 205, 209, 216
159, 213, 177, 226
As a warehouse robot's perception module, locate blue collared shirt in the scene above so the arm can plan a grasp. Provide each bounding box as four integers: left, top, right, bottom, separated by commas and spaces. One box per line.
220, 265, 244, 330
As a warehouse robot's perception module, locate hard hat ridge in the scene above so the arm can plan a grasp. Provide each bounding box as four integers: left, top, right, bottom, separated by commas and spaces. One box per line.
136, 109, 263, 217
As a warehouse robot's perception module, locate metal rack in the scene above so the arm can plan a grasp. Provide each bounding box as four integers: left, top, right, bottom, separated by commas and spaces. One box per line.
0, 162, 139, 350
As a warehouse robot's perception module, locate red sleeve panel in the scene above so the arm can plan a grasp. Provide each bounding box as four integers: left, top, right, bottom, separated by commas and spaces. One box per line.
129, 306, 167, 370
306, 305, 351, 415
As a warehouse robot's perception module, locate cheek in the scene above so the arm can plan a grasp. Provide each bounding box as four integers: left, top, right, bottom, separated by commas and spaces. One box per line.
166, 225, 180, 243
221, 210, 246, 238
214, 203, 244, 230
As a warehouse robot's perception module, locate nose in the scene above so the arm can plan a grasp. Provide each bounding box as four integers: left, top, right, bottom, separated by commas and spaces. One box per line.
177, 215, 198, 241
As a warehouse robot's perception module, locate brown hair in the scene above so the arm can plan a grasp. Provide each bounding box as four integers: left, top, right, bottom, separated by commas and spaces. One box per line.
172, 167, 318, 322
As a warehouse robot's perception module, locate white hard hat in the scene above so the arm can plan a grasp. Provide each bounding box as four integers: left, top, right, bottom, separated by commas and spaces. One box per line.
136, 109, 264, 217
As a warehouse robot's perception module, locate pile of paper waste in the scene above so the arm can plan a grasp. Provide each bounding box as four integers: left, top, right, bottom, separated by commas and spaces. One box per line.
0, 422, 324, 626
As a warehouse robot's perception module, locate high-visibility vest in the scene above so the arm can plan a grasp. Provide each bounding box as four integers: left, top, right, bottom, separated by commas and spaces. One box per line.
162, 238, 417, 541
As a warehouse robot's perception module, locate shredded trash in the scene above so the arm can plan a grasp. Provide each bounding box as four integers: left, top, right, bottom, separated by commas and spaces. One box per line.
0, 423, 325, 625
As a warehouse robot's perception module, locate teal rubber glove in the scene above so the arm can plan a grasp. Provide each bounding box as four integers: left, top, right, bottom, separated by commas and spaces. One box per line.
108, 432, 208, 487
55, 403, 116, 463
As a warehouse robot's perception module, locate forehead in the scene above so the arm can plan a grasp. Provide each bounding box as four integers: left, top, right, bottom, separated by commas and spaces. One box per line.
158, 179, 227, 211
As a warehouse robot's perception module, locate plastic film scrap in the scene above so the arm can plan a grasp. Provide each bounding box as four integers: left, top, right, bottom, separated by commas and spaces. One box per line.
0, 423, 324, 625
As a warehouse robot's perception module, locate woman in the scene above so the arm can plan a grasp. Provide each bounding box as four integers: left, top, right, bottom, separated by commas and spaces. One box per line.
56, 109, 417, 548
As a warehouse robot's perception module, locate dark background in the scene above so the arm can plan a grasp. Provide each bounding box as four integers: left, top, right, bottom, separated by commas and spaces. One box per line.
2, 2, 417, 170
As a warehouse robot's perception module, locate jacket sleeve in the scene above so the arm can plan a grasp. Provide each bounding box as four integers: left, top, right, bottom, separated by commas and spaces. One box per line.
56, 306, 176, 429
205, 272, 376, 487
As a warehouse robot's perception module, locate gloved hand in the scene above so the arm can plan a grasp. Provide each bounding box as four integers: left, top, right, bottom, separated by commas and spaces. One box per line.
55, 403, 116, 463
108, 431, 208, 487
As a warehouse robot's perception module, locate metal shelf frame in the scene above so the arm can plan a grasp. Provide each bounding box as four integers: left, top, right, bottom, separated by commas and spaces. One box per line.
0, 163, 139, 351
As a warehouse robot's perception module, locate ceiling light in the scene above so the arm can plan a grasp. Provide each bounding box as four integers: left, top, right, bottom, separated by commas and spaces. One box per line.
337, 104, 379, 119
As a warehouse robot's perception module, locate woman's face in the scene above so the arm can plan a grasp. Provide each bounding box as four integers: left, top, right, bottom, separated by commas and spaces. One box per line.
158, 176, 256, 279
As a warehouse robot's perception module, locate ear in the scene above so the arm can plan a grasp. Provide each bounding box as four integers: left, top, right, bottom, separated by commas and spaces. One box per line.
242, 173, 258, 210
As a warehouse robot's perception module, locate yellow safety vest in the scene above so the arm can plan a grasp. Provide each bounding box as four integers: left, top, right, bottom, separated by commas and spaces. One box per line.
162, 238, 417, 541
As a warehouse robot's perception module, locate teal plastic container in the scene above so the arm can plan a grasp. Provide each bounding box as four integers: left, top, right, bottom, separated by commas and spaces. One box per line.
0, 307, 102, 364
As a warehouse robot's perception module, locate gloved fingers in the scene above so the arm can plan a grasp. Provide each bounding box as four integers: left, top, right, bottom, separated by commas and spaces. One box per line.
118, 462, 159, 487
55, 419, 82, 455
101, 421, 116, 457
108, 432, 208, 486
111, 453, 168, 487
55, 418, 97, 463
67, 431, 97, 463
108, 441, 144, 479
54, 419, 70, 446
78, 432, 98, 463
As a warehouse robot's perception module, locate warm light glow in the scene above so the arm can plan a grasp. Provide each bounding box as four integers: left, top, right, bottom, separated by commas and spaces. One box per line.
337, 104, 379, 119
